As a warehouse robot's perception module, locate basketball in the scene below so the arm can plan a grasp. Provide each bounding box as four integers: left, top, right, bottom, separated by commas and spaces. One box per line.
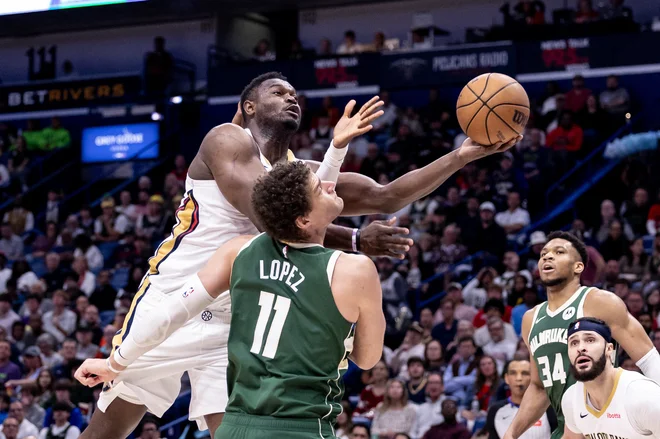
456, 73, 530, 146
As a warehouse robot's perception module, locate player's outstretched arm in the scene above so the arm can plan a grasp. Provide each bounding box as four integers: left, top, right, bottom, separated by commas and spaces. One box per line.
310, 136, 521, 217
626, 379, 660, 437
333, 253, 385, 370
75, 235, 254, 387
504, 309, 550, 439
585, 289, 660, 383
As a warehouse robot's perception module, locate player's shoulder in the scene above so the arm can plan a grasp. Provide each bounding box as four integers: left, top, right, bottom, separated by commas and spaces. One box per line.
199, 123, 254, 158
583, 287, 627, 319
335, 253, 377, 278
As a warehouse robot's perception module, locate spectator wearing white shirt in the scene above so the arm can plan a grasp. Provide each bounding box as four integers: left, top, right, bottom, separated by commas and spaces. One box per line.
94, 198, 129, 243
0, 224, 23, 261
42, 291, 76, 344
38, 402, 80, 439
72, 235, 103, 273
391, 323, 426, 379
36, 334, 63, 369
69, 258, 95, 297
495, 252, 532, 299
0, 255, 10, 293
372, 91, 398, 134
116, 191, 138, 227
0, 401, 39, 439
410, 372, 448, 439
482, 317, 517, 363
474, 301, 518, 348
336, 30, 362, 54
0, 295, 19, 336
433, 283, 477, 325
495, 192, 530, 240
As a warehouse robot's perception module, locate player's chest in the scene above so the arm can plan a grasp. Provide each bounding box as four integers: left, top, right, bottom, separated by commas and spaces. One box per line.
577, 405, 640, 439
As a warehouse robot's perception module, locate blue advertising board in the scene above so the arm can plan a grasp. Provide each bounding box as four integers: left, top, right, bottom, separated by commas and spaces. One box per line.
81, 123, 159, 164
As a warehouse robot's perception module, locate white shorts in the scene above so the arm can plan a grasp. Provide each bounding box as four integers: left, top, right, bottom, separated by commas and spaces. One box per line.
97, 284, 231, 430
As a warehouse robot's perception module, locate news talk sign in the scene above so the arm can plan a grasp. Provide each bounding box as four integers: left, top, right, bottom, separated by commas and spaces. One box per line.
0, 75, 142, 113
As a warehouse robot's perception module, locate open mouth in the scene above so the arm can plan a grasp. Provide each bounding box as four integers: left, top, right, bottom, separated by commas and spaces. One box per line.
542, 263, 554, 273
576, 356, 591, 368
285, 107, 300, 118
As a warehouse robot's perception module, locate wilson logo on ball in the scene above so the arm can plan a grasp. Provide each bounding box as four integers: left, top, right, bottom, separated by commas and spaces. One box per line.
512, 110, 529, 126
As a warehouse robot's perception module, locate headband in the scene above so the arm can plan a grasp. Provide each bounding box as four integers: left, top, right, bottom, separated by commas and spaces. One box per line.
567, 319, 611, 343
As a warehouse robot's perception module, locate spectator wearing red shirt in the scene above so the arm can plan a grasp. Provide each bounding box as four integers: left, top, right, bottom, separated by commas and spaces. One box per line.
564, 75, 592, 114
472, 285, 513, 328
546, 112, 583, 152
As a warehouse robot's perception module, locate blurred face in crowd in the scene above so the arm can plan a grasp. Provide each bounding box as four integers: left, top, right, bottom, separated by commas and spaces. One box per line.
505, 360, 531, 399
480, 356, 497, 377
38, 370, 52, 388
52, 293, 66, 308
507, 192, 521, 210
403, 328, 422, 347
467, 197, 479, 214
140, 421, 159, 439
480, 207, 494, 224
637, 313, 653, 334
387, 380, 404, 400
1, 224, 12, 239
458, 339, 476, 360
104, 325, 117, 346
53, 408, 69, 425
76, 296, 89, 315
420, 308, 433, 329
600, 200, 615, 221
538, 238, 584, 287
45, 253, 60, 271
426, 373, 444, 400
23, 353, 40, 371
9, 402, 24, 423
487, 286, 503, 301
441, 300, 455, 322
371, 361, 389, 383
630, 238, 644, 257
605, 260, 620, 278
0, 341, 10, 362
447, 187, 460, 205
456, 321, 474, 339
408, 361, 425, 380
441, 399, 458, 418
572, 76, 584, 89
648, 289, 660, 307
61, 340, 77, 360
11, 323, 24, 341
0, 300, 10, 314
84, 306, 100, 325
606, 75, 618, 90
425, 340, 443, 363
351, 426, 369, 439
29, 314, 42, 333
487, 319, 506, 343
609, 220, 622, 239
76, 329, 93, 346
625, 292, 644, 315
2, 417, 18, 439
613, 281, 629, 300
503, 251, 519, 271
514, 275, 528, 292
448, 287, 463, 304
634, 188, 648, 206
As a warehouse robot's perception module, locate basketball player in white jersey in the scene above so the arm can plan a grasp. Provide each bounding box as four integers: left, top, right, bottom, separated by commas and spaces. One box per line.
562, 317, 660, 439
83, 71, 520, 439
483, 356, 555, 439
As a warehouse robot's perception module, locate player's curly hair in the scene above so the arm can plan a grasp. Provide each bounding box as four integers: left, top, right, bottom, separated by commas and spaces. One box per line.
546, 230, 589, 264
239, 71, 288, 119
252, 161, 312, 243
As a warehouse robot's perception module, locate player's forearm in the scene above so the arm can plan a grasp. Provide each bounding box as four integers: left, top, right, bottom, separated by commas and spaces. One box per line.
337, 149, 467, 216
508, 384, 549, 438
323, 225, 353, 252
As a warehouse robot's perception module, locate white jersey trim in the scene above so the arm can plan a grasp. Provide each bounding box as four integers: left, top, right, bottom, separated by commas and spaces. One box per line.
545, 286, 584, 317
326, 251, 342, 285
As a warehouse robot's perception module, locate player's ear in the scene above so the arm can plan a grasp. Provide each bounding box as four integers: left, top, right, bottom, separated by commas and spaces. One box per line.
294, 215, 310, 233
243, 99, 256, 117
573, 261, 584, 275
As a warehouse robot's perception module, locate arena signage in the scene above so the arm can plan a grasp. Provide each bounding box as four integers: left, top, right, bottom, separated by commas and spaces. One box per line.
380, 43, 515, 89
0, 75, 141, 113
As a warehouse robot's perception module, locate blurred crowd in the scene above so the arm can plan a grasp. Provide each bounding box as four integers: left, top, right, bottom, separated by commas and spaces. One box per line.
0, 68, 654, 439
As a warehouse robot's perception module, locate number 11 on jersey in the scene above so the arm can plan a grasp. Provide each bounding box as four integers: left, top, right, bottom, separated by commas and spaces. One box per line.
251, 291, 291, 359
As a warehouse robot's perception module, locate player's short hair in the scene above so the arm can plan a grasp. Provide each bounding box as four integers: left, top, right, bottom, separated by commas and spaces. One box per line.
546, 231, 589, 264
239, 72, 288, 119
252, 161, 312, 243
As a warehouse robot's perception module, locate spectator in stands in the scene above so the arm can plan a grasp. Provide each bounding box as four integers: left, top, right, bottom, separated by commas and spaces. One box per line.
42, 291, 76, 344
4, 198, 33, 236
474, 300, 517, 347
309, 114, 333, 147
52, 340, 77, 381
580, 95, 607, 147
337, 30, 362, 54
625, 290, 645, 318
431, 300, 459, 350
43, 379, 83, 430
39, 401, 81, 439
350, 424, 370, 439
94, 198, 128, 243
473, 286, 512, 327
471, 354, 500, 413
495, 192, 530, 240
21, 121, 44, 152
69, 258, 95, 297
32, 222, 58, 258
422, 398, 470, 439
546, 111, 584, 152
72, 235, 103, 273
443, 337, 477, 405
6, 345, 41, 389
354, 360, 388, 420
0, 416, 19, 439
372, 91, 398, 135
410, 371, 446, 439
481, 317, 517, 362
435, 224, 468, 277
599, 75, 631, 123
115, 191, 138, 229
406, 357, 427, 404
574, 0, 599, 22
620, 188, 650, 236
10, 261, 38, 294
253, 39, 275, 62
371, 379, 416, 439
74, 325, 97, 360
135, 195, 171, 243
364, 32, 387, 52
424, 340, 445, 373
42, 118, 70, 150
88, 271, 116, 313
335, 401, 353, 439
144, 36, 174, 97
0, 341, 20, 387
41, 253, 67, 294
35, 368, 55, 405
3, 401, 38, 439
511, 288, 540, 335
598, 0, 633, 20
544, 94, 566, 132
391, 323, 426, 378
0, 296, 19, 336
434, 283, 477, 324
19, 386, 44, 431
463, 267, 498, 311
564, 75, 592, 115
594, 199, 633, 243
599, 219, 630, 262
137, 418, 159, 439
77, 207, 94, 236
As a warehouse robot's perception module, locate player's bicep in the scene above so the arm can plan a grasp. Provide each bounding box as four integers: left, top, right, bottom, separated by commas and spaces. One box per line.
201, 125, 267, 228
522, 308, 544, 388
198, 235, 255, 297
342, 255, 385, 369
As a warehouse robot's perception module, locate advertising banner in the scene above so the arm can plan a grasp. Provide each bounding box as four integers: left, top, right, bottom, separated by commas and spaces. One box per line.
81, 122, 159, 163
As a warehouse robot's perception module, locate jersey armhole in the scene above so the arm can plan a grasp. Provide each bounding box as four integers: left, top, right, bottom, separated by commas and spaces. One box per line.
326, 251, 342, 285
527, 304, 542, 345
235, 233, 264, 257
576, 286, 592, 318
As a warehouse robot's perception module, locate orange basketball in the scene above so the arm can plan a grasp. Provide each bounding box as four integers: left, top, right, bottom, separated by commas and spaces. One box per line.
456, 73, 530, 146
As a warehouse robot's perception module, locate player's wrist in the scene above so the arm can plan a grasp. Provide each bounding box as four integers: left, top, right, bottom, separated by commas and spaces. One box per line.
107, 356, 125, 373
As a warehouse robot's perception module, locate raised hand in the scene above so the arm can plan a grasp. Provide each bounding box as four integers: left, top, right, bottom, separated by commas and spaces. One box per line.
333, 96, 385, 149
359, 217, 413, 259
457, 135, 523, 164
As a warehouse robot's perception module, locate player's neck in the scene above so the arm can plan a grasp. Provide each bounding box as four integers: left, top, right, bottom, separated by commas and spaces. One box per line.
585, 366, 617, 411
546, 278, 581, 309
248, 122, 294, 165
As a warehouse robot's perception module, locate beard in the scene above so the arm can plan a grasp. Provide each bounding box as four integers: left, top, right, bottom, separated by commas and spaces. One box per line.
541, 276, 568, 287
570, 348, 608, 382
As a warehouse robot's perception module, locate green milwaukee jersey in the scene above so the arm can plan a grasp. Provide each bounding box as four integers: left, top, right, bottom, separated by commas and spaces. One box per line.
226, 233, 355, 423
528, 286, 592, 439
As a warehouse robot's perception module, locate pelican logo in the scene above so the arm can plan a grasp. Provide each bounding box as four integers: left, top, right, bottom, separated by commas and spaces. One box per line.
512, 110, 529, 126
389, 58, 428, 81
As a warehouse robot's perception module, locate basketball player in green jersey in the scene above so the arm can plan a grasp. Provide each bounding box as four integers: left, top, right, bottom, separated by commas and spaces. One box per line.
504, 231, 660, 439
75, 160, 385, 439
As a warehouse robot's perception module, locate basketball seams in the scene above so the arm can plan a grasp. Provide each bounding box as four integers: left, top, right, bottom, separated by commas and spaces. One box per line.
487, 105, 523, 138
463, 94, 486, 135
485, 108, 492, 145
468, 81, 526, 144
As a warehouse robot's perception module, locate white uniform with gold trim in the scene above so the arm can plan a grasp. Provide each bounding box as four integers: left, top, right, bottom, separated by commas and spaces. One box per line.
562, 368, 660, 439
97, 130, 296, 429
